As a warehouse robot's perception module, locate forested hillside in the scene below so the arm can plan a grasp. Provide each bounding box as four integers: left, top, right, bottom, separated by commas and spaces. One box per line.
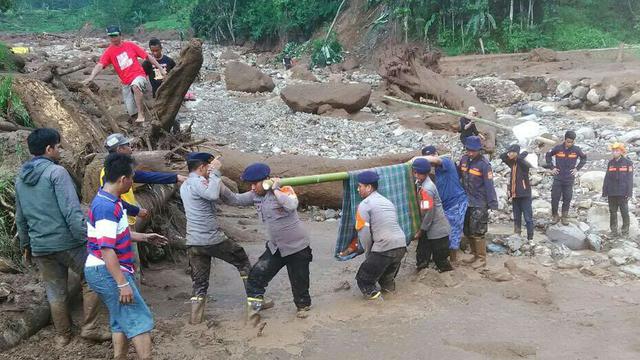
1, 0, 639, 55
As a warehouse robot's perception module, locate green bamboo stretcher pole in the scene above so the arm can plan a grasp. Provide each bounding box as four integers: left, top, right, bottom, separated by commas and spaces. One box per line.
262, 171, 349, 190
383, 95, 557, 146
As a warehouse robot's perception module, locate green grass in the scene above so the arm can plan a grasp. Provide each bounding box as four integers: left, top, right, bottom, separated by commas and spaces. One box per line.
143, 15, 187, 31
0, 9, 89, 33
0, 76, 33, 128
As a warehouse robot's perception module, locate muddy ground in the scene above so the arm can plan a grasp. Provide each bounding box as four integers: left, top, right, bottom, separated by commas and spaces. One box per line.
2, 205, 640, 360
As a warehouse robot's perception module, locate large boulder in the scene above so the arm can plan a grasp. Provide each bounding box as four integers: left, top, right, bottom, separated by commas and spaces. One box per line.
555, 81, 573, 98
624, 92, 640, 108
604, 85, 619, 101
467, 77, 525, 107
579, 171, 606, 191
224, 61, 275, 93
280, 83, 372, 114
546, 223, 588, 250
572, 86, 589, 100
586, 88, 601, 105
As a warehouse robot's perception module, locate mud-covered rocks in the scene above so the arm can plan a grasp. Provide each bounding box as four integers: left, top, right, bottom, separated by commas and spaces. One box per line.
467, 77, 526, 107
224, 61, 275, 93
280, 83, 372, 114
556, 81, 573, 98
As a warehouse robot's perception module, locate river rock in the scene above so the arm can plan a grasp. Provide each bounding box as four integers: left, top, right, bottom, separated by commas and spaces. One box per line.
624, 92, 640, 108
620, 129, 640, 143
555, 81, 573, 98
572, 86, 589, 100
467, 77, 526, 107
568, 99, 583, 109
529, 92, 543, 101
604, 85, 619, 100
579, 171, 606, 191
576, 127, 596, 140
505, 234, 524, 252
225, 61, 275, 93
587, 234, 602, 252
621, 265, 640, 277
546, 223, 587, 250
586, 88, 601, 105
592, 101, 610, 111
280, 83, 372, 114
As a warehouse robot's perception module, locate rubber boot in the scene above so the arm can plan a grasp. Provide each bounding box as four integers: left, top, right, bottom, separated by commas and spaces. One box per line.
514, 225, 522, 237
49, 301, 72, 347
552, 214, 560, 224
471, 237, 487, 269
561, 212, 570, 226
462, 237, 477, 264
80, 289, 111, 342
189, 296, 206, 325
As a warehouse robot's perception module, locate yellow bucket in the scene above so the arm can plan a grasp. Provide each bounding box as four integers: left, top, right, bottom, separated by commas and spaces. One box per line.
10, 47, 29, 55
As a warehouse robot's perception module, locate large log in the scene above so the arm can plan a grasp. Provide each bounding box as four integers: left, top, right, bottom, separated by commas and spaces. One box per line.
152, 39, 204, 137
379, 45, 497, 151
218, 147, 420, 208
9, 76, 106, 154
84, 147, 420, 211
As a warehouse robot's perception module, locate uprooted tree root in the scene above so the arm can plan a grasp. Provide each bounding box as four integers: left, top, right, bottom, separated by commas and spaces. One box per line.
378, 44, 497, 151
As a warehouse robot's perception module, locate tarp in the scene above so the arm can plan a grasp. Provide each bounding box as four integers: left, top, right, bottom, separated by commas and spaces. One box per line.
335, 163, 421, 260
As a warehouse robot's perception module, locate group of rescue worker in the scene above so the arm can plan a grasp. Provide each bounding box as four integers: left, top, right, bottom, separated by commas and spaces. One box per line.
11, 26, 636, 360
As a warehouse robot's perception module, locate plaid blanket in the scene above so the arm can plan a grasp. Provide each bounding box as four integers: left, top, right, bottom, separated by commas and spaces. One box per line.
334, 163, 421, 260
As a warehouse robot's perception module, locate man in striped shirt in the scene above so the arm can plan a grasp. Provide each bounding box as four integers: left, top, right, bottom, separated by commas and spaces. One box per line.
84, 153, 166, 360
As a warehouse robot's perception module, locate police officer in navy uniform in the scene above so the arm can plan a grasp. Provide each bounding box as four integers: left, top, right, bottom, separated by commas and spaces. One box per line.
457, 136, 498, 269
500, 144, 534, 240
545, 130, 587, 225
602, 143, 634, 237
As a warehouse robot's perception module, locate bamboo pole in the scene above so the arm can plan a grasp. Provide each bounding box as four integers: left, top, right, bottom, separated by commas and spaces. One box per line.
383, 95, 557, 145
263, 171, 350, 190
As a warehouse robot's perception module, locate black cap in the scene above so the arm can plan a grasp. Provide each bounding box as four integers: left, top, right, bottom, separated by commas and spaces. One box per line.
507, 144, 521, 153
106, 25, 121, 36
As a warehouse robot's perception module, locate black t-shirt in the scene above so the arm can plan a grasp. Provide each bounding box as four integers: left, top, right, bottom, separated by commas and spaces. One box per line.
459, 116, 479, 142
142, 55, 176, 96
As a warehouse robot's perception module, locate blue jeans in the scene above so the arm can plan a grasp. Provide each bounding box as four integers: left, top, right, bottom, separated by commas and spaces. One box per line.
444, 200, 468, 250
84, 265, 153, 339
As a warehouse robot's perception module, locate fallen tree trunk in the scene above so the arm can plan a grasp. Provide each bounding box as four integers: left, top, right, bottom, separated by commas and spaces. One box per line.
218, 147, 420, 208
152, 39, 204, 139
9, 76, 106, 154
379, 45, 497, 151
0, 121, 30, 132
0, 275, 81, 352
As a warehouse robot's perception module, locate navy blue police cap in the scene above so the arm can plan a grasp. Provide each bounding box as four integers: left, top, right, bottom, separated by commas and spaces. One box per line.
241, 163, 271, 182
187, 152, 214, 163
412, 158, 432, 174
357, 170, 379, 184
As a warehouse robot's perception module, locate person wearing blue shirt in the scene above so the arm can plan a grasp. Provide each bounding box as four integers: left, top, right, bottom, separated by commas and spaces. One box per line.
415, 145, 469, 263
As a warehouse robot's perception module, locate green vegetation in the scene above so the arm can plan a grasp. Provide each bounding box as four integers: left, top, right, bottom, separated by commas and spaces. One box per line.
0, 0, 638, 56
0, 76, 33, 128
0, 171, 20, 266
368, 0, 640, 55
310, 32, 343, 67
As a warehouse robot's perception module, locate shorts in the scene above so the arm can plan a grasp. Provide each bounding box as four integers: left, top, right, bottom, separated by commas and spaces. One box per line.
122, 76, 150, 116
84, 264, 154, 339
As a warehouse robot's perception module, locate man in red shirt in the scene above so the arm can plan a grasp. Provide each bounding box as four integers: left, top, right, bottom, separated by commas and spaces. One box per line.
84, 26, 166, 123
